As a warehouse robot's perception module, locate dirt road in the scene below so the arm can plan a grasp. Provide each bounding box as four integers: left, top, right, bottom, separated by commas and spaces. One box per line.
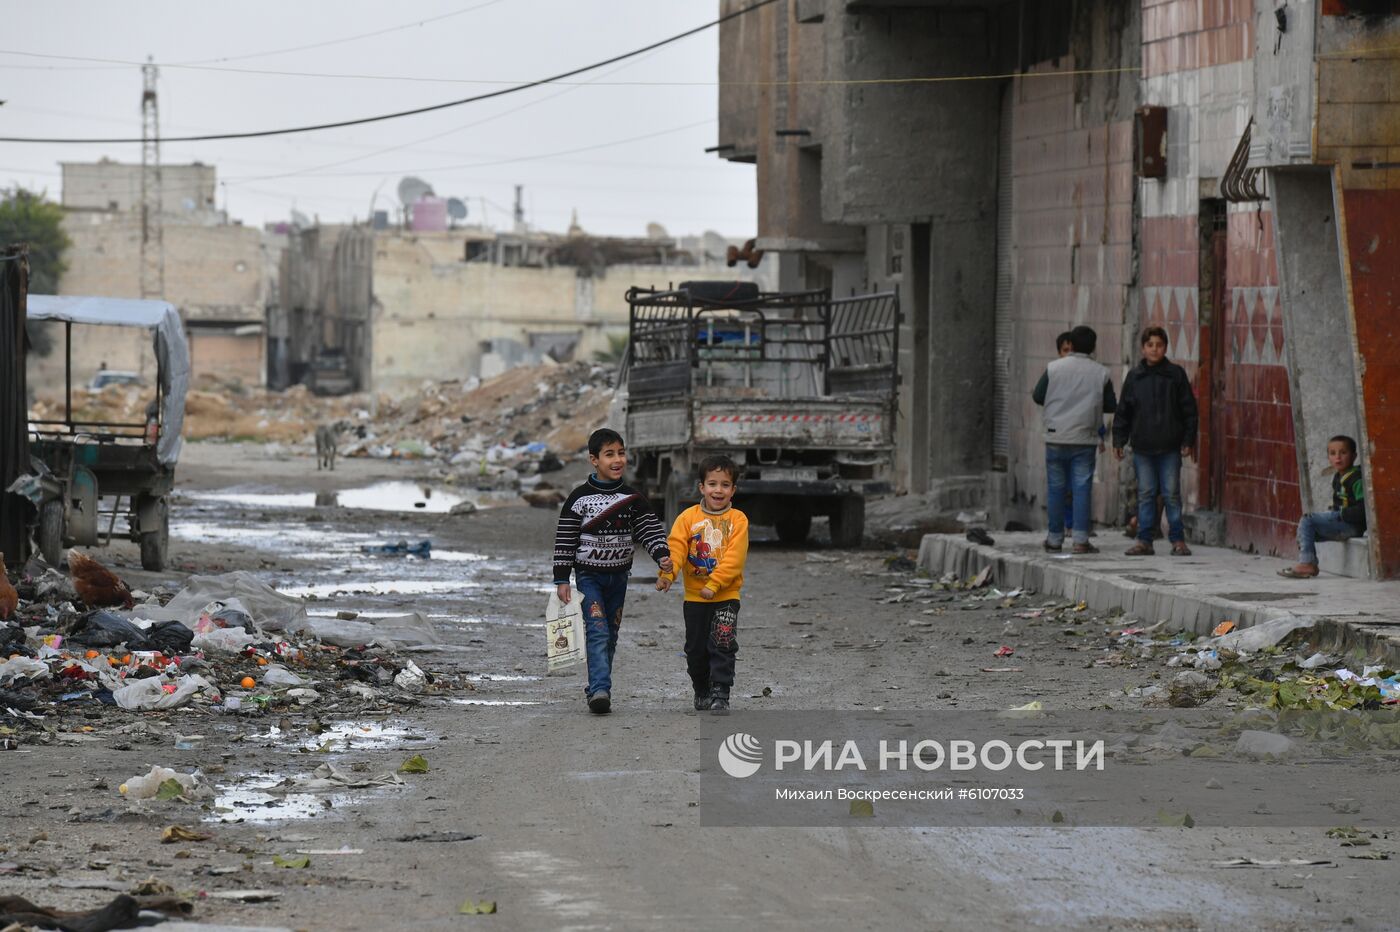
2, 443, 1395, 931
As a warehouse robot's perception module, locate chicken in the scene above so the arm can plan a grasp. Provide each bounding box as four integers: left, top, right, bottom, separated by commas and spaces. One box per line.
0, 553, 18, 621
67, 550, 135, 610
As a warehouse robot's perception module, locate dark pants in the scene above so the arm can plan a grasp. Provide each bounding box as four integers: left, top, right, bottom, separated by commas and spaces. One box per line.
683, 599, 739, 699
575, 570, 627, 697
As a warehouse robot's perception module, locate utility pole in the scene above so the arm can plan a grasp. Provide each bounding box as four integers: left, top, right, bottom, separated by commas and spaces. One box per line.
140, 57, 165, 299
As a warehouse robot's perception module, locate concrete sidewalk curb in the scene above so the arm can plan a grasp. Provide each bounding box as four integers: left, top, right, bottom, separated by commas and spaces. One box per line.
917, 534, 1400, 663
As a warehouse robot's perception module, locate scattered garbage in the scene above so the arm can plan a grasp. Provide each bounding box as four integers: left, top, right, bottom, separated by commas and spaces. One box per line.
361, 540, 433, 558
1234, 730, 1295, 758
120, 766, 204, 800
262, 665, 308, 688
160, 825, 211, 844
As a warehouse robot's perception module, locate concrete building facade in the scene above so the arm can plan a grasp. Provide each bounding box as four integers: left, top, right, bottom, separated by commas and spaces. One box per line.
36, 160, 274, 392
276, 225, 776, 397
717, 0, 1400, 578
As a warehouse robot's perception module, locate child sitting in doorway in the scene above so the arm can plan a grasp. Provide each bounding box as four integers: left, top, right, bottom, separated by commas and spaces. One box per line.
1279, 435, 1366, 579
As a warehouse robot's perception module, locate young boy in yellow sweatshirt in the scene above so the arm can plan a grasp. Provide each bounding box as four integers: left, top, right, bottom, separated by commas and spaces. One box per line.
657, 454, 750, 715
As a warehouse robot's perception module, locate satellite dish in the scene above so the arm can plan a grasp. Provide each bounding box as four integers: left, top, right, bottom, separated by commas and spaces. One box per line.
396, 176, 435, 206
646, 222, 669, 240
446, 197, 469, 221
290, 209, 312, 229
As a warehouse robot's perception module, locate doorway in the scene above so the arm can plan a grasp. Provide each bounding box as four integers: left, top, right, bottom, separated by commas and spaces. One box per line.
1197, 198, 1228, 508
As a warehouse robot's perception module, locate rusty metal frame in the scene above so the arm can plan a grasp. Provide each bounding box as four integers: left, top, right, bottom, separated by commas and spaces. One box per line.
1222, 118, 1267, 203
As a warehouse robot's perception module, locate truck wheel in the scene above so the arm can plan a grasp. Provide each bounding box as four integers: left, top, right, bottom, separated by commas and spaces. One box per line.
139, 497, 169, 572
829, 495, 865, 548
38, 500, 64, 566
774, 509, 812, 545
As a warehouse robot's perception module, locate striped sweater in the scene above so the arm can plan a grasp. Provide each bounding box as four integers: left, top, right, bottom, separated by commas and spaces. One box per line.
552, 475, 669, 583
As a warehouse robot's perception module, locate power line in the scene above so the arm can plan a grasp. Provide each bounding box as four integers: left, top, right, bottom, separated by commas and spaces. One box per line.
175, 0, 512, 65
0, 0, 780, 145
0, 48, 1141, 89
223, 43, 673, 184
0, 1, 513, 72
226, 118, 714, 184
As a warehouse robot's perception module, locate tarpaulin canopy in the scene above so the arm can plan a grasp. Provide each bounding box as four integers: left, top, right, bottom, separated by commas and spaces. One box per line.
26, 295, 189, 465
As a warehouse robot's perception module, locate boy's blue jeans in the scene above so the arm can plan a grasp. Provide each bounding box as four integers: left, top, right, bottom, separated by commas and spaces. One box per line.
1298, 511, 1360, 566
1134, 451, 1184, 544
574, 570, 628, 697
1046, 444, 1097, 546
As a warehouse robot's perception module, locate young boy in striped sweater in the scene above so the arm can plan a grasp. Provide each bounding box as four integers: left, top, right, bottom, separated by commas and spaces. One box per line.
553, 428, 673, 714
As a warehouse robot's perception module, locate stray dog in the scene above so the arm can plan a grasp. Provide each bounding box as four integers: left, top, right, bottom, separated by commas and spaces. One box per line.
315, 423, 339, 471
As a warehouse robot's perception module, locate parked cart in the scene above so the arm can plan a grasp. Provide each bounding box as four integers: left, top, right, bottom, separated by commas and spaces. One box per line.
19, 295, 188, 571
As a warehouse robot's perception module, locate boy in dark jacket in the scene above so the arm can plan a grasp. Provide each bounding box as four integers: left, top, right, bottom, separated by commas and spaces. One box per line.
1112, 327, 1198, 556
1279, 435, 1367, 578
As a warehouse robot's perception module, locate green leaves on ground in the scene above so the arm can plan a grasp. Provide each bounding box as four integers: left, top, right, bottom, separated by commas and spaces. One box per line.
399, 754, 430, 774
459, 899, 497, 915
272, 855, 311, 869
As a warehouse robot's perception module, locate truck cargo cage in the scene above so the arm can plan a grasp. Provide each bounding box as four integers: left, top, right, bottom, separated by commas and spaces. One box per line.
623, 285, 898, 403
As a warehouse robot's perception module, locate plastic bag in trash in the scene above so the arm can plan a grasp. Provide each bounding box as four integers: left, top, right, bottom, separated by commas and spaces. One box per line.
262, 665, 307, 688
0, 624, 27, 655
113, 673, 214, 711
145, 620, 194, 654
393, 660, 427, 691
163, 573, 307, 634
0, 656, 50, 685
67, 609, 152, 650
194, 599, 256, 634
120, 765, 204, 799
191, 626, 258, 654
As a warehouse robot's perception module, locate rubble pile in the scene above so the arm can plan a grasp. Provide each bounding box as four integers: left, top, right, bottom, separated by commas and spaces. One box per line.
0, 554, 473, 751
29, 361, 616, 465
341, 361, 615, 463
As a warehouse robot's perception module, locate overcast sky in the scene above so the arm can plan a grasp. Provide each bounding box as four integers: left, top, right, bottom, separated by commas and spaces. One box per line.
1, 1, 757, 238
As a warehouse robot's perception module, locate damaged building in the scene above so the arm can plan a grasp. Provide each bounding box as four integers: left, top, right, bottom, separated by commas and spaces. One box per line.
34, 159, 276, 392
272, 220, 774, 396
716, 0, 1400, 579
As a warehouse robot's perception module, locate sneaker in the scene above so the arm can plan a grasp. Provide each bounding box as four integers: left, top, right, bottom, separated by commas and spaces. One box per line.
710, 696, 730, 716
587, 690, 611, 714
693, 693, 713, 712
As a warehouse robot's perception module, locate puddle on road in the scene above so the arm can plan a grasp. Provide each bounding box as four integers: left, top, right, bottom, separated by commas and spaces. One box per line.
188, 482, 519, 514
206, 773, 355, 824
254, 720, 420, 751
279, 579, 477, 598
451, 698, 542, 706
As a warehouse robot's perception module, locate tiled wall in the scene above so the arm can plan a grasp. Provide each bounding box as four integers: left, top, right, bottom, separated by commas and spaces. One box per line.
1221, 209, 1297, 554
1137, 1, 1298, 555
1008, 62, 1135, 525
1142, 0, 1255, 77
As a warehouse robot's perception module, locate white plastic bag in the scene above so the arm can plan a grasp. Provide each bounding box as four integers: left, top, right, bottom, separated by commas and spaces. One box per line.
112, 673, 214, 711
545, 591, 585, 673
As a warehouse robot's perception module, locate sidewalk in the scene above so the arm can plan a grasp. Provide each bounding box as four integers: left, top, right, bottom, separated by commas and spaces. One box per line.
918, 531, 1400, 661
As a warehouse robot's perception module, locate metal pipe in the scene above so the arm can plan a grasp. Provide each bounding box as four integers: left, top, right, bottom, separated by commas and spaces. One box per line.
64, 321, 72, 424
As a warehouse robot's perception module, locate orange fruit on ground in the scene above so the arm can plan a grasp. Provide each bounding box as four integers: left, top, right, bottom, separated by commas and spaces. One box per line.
240, 676, 256, 689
